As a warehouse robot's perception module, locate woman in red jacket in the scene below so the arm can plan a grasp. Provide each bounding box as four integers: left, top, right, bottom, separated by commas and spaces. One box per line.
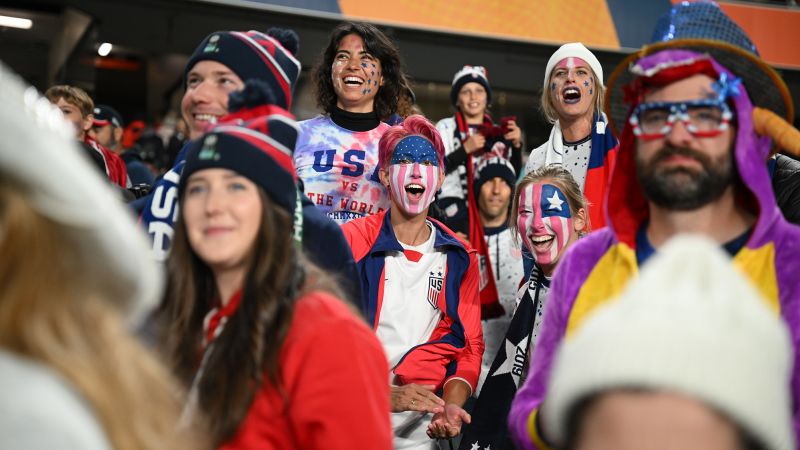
156, 97, 392, 449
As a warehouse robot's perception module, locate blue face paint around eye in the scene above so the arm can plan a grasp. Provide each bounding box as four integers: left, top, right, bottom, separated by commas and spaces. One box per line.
540, 184, 571, 218
390, 135, 439, 166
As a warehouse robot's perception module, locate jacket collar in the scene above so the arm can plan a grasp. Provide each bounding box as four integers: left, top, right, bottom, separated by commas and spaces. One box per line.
370, 209, 467, 255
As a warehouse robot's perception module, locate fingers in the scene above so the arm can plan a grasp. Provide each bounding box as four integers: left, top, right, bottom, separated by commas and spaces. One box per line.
393, 384, 444, 413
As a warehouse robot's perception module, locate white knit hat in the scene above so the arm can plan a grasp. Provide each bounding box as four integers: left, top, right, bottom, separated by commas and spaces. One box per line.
544, 235, 794, 450
0, 62, 162, 327
543, 42, 604, 90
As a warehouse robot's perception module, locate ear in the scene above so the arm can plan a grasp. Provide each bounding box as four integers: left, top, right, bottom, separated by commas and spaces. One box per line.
113, 127, 124, 143
436, 167, 445, 191
573, 207, 588, 233
378, 167, 390, 190
82, 114, 94, 133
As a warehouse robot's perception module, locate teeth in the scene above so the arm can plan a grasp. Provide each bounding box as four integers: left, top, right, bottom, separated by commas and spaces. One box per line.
344, 76, 363, 84
407, 184, 424, 189
194, 113, 218, 123
564, 88, 580, 96
531, 235, 554, 243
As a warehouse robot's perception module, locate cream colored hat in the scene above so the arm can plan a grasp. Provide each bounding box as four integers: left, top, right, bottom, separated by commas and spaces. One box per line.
0, 63, 162, 326
544, 235, 795, 450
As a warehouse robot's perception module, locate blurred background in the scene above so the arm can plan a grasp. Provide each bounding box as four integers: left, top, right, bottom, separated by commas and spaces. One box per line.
3, 0, 798, 149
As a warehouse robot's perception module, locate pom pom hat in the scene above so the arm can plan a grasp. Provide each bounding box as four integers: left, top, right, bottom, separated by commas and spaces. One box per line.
180, 81, 300, 216
451, 65, 492, 107
184, 29, 301, 110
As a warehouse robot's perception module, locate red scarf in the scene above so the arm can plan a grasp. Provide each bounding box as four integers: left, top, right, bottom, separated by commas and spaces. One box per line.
455, 112, 502, 319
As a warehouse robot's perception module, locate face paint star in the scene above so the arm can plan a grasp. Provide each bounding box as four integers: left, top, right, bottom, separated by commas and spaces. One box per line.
584, 80, 589, 87
547, 191, 564, 211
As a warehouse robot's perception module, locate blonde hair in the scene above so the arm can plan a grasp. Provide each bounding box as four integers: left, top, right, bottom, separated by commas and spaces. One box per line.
539, 67, 605, 125
509, 165, 590, 242
45, 85, 94, 117
0, 176, 204, 450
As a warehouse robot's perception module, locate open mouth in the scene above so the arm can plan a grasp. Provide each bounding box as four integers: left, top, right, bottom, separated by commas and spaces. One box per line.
343, 75, 365, 87
562, 87, 581, 105
405, 183, 425, 200
530, 234, 555, 252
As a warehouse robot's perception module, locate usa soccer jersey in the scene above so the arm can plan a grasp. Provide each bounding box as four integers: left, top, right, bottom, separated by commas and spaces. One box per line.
294, 115, 390, 224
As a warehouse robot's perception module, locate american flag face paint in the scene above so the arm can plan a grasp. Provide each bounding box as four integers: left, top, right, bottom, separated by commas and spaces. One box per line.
517, 182, 573, 267
388, 135, 440, 215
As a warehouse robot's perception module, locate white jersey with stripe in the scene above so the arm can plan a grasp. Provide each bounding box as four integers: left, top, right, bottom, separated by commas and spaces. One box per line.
377, 222, 447, 370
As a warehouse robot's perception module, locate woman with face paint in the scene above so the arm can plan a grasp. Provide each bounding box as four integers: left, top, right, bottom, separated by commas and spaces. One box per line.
294, 21, 413, 225
342, 116, 485, 450
524, 43, 617, 230
458, 165, 587, 450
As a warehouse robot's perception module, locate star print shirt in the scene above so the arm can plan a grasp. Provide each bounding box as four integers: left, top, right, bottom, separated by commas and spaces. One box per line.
294, 115, 390, 224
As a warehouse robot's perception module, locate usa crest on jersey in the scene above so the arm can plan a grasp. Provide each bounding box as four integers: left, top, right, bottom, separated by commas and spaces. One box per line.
427, 271, 443, 309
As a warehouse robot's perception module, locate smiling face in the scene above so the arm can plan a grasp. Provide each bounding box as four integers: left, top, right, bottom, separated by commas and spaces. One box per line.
517, 181, 584, 271
183, 168, 262, 275
457, 81, 488, 121
380, 135, 442, 217
331, 33, 383, 113
549, 57, 596, 122
181, 60, 245, 140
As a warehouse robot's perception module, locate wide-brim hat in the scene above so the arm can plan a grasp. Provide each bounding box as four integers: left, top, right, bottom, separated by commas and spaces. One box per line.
604, 1, 794, 137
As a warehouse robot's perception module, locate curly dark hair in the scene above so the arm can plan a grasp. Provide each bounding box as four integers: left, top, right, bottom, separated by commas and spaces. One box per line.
313, 21, 411, 120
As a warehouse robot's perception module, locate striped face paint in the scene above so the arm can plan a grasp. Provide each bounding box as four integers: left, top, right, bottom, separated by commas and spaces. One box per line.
555, 56, 589, 71
517, 182, 573, 267
388, 135, 439, 215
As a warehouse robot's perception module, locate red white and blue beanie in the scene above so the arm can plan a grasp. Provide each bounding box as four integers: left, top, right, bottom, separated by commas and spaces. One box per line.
451, 65, 492, 106
180, 106, 300, 215
184, 29, 301, 110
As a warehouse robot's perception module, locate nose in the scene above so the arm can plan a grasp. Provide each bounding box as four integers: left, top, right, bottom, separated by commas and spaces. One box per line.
491, 179, 503, 194
531, 213, 547, 233
204, 185, 224, 215
411, 163, 422, 178
664, 118, 694, 147
189, 80, 212, 104
566, 69, 576, 83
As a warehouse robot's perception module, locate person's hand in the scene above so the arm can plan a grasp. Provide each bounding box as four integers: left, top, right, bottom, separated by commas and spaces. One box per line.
463, 134, 486, 154
426, 403, 471, 439
504, 119, 523, 149
391, 384, 445, 414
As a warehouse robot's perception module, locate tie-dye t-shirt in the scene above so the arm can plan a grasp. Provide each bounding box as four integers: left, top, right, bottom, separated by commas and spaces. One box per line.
295, 115, 391, 224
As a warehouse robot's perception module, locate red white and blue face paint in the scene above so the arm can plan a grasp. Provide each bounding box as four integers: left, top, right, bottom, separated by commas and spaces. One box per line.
388, 135, 440, 216
517, 182, 574, 266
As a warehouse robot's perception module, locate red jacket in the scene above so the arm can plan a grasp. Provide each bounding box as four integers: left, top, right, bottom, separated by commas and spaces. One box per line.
85, 136, 128, 188
342, 210, 485, 393
220, 291, 392, 450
